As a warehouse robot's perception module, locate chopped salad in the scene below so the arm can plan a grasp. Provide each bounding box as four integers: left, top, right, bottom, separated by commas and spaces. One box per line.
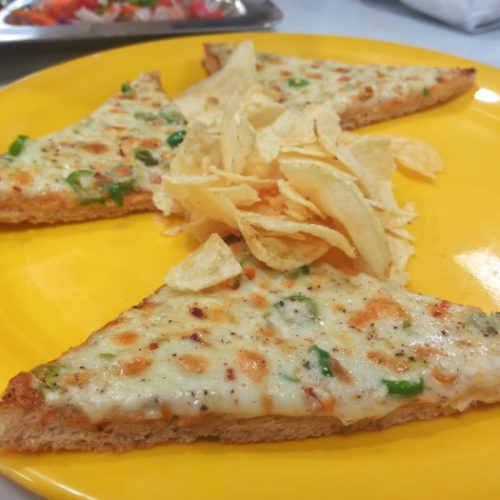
8, 0, 224, 26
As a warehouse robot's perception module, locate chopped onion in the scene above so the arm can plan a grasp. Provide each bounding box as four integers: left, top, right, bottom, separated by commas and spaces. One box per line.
134, 7, 152, 21
101, 3, 121, 22
74, 7, 105, 23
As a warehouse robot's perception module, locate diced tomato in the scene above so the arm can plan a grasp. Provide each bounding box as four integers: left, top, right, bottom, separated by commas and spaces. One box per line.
9, 8, 57, 25
119, 3, 139, 20
188, 0, 223, 19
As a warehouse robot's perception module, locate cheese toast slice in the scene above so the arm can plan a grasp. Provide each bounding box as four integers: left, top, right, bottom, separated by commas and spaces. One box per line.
0, 72, 186, 224
202, 44, 476, 129
1, 239, 499, 452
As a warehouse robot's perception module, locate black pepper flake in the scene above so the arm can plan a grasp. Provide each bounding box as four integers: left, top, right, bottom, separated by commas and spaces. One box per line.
441, 330, 449, 336
200, 404, 209, 411
303, 361, 311, 370
395, 350, 405, 357
204, 389, 208, 395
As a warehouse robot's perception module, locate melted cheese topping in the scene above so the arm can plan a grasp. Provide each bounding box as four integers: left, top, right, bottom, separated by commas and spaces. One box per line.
210, 45, 448, 112
36, 249, 500, 424
0, 73, 185, 199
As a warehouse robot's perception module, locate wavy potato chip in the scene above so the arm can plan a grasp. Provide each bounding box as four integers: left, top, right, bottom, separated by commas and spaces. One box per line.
281, 161, 391, 279
241, 211, 355, 258
277, 179, 326, 219
156, 42, 443, 283
236, 214, 331, 271
390, 136, 443, 178
174, 41, 257, 120
165, 233, 242, 291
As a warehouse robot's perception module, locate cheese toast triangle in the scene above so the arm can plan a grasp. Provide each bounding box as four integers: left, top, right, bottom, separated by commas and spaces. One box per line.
1, 236, 499, 452
0, 72, 186, 224
202, 44, 476, 129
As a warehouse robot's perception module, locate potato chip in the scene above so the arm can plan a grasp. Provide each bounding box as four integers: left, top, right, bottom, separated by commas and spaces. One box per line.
156, 43, 443, 284
165, 233, 242, 291
277, 179, 325, 219
209, 185, 260, 207
387, 234, 415, 284
220, 89, 256, 174
236, 214, 331, 271
390, 136, 443, 177
312, 101, 342, 152
184, 215, 233, 243
281, 161, 391, 279
174, 41, 257, 120
345, 136, 395, 179
241, 211, 355, 258
208, 166, 276, 187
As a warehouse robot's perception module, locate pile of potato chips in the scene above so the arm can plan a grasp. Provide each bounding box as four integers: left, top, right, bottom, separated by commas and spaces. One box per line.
154, 42, 443, 284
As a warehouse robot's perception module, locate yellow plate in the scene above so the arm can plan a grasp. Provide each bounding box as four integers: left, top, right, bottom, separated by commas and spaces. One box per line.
1, 32, 500, 500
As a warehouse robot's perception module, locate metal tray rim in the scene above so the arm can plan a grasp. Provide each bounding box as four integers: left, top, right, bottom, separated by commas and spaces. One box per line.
0, 0, 282, 44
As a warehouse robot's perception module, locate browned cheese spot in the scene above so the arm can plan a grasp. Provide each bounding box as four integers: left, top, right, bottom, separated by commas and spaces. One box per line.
237, 349, 268, 382
261, 394, 273, 414
10, 171, 33, 186
177, 354, 209, 374
121, 357, 151, 376
113, 331, 139, 345
83, 143, 109, 154
349, 295, 408, 329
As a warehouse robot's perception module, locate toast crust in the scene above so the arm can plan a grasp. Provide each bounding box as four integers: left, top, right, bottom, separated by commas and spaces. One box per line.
0, 189, 155, 224
0, 372, 473, 452
202, 44, 476, 129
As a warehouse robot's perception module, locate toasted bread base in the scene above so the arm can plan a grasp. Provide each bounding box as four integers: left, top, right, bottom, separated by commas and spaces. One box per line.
202, 44, 476, 129
0, 190, 155, 225
0, 372, 478, 452
0, 397, 473, 452
339, 68, 475, 129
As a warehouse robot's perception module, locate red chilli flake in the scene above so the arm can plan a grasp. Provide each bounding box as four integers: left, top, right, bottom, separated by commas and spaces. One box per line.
431, 300, 450, 318
148, 342, 159, 350
190, 333, 202, 343
189, 307, 205, 319
226, 368, 236, 381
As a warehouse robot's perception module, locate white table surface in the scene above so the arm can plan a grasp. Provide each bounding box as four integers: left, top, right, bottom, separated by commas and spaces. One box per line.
1, 0, 499, 498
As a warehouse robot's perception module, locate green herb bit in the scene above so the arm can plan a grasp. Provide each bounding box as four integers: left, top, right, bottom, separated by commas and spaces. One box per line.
280, 373, 301, 383
402, 319, 412, 330
134, 148, 159, 166
32, 364, 61, 390
166, 130, 186, 148
65, 170, 94, 192
285, 265, 310, 280
160, 109, 185, 125
129, 0, 157, 6
263, 311, 271, 320
285, 294, 319, 320
98, 352, 115, 360
287, 77, 310, 88
121, 83, 134, 94
311, 345, 333, 377
134, 111, 157, 122
422, 86, 430, 97
8, 135, 29, 157
382, 377, 424, 398
104, 179, 134, 206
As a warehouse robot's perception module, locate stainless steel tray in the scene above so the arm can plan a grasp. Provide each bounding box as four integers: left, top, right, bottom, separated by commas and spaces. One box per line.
0, 0, 282, 44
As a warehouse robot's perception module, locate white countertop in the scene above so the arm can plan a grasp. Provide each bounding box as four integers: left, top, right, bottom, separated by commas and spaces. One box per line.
1, 0, 499, 498
275, 0, 500, 68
